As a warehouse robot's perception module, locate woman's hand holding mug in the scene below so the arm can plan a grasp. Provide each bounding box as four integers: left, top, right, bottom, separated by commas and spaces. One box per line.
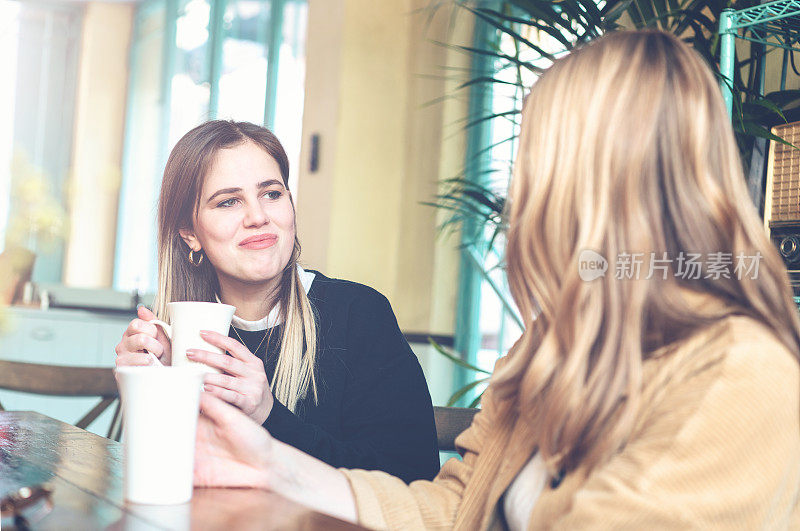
187, 331, 275, 425
114, 306, 172, 367
114, 304, 272, 424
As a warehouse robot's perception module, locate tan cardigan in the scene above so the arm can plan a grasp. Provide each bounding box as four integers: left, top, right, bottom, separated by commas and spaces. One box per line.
343, 316, 800, 530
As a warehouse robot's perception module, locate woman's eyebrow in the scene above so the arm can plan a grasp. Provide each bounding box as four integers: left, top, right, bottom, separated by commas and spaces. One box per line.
207, 180, 284, 203
258, 179, 284, 188
207, 187, 241, 203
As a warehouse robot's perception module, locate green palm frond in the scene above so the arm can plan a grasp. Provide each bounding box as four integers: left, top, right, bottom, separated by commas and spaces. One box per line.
428, 338, 492, 374
447, 376, 490, 406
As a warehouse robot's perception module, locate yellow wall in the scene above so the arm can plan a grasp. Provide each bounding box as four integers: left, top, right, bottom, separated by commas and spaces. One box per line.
63, 3, 133, 287
298, 0, 468, 336
295, 0, 345, 273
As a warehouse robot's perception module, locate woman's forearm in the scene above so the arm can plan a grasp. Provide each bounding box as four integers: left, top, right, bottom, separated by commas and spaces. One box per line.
265, 438, 358, 523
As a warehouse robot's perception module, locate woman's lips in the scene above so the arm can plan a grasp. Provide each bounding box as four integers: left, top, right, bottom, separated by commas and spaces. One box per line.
239, 234, 278, 250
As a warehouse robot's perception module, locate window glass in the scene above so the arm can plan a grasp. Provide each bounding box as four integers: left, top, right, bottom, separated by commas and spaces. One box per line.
0, 1, 81, 283
272, 0, 307, 194
216, 0, 269, 124
114, 0, 168, 293
0, 0, 21, 253
168, 0, 211, 148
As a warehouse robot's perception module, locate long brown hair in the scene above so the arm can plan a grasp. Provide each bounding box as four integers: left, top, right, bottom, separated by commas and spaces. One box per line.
493, 31, 800, 475
156, 120, 318, 412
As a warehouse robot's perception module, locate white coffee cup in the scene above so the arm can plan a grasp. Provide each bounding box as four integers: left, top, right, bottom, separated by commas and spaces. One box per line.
150, 301, 236, 372
115, 366, 206, 505
121, 502, 190, 531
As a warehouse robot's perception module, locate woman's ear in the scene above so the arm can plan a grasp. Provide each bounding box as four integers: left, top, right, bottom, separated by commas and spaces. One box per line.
179, 228, 201, 252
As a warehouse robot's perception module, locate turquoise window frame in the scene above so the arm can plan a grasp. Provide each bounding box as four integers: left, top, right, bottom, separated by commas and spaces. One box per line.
453, 13, 496, 389
453, 3, 526, 399
205, 0, 290, 123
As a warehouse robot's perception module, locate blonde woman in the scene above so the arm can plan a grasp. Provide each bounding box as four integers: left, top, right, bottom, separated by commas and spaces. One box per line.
114, 121, 440, 483
190, 31, 800, 528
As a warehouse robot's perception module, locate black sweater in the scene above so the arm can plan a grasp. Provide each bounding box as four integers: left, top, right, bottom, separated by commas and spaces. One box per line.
229, 272, 440, 483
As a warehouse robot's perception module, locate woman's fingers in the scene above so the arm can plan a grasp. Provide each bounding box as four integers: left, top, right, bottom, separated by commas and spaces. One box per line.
123, 318, 158, 339
137, 305, 156, 321
140, 306, 173, 362
186, 349, 248, 376
203, 373, 262, 410
189, 334, 272, 424
115, 353, 161, 367
199, 330, 261, 365
203, 384, 245, 409
131, 334, 165, 356
204, 372, 247, 393
115, 332, 164, 359
199, 392, 239, 429
195, 393, 273, 490
192, 349, 272, 423
116, 309, 172, 364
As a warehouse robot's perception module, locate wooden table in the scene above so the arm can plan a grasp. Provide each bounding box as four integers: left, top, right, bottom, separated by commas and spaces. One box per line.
0, 411, 363, 530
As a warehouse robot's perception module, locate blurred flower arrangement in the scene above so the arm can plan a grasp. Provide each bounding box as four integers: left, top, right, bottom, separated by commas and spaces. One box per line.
0, 149, 67, 333
6, 150, 67, 249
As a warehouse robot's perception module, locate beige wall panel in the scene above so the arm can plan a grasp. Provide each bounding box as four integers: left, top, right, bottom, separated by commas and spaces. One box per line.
393, 1, 466, 333
297, 0, 466, 334
428, 8, 472, 336
296, 0, 346, 272
324, 0, 412, 304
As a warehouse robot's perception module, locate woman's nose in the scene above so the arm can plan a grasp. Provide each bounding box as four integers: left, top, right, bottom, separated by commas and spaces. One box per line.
243, 201, 269, 227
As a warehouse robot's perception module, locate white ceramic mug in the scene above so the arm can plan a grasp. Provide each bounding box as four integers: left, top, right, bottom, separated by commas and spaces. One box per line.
121, 502, 190, 531
115, 365, 206, 505
149, 301, 235, 372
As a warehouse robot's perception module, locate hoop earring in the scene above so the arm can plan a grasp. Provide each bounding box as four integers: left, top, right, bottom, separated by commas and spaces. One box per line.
188, 249, 204, 267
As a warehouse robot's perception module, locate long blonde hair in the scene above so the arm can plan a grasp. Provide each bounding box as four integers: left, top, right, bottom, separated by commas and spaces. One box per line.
493, 31, 800, 474
155, 120, 318, 412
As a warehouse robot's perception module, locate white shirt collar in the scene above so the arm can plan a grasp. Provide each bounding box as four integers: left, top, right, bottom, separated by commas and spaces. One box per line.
217, 265, 315, 331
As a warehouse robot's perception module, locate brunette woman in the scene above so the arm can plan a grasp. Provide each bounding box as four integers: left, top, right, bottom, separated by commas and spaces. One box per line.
115, 121, 440, 483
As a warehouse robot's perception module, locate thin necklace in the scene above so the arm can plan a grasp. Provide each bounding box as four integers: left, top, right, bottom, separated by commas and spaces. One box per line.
232, 326, 270, 355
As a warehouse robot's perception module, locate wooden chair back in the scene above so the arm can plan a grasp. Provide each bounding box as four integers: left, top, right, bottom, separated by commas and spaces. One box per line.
433, 406, 479, 452
0, 360, 122, 441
